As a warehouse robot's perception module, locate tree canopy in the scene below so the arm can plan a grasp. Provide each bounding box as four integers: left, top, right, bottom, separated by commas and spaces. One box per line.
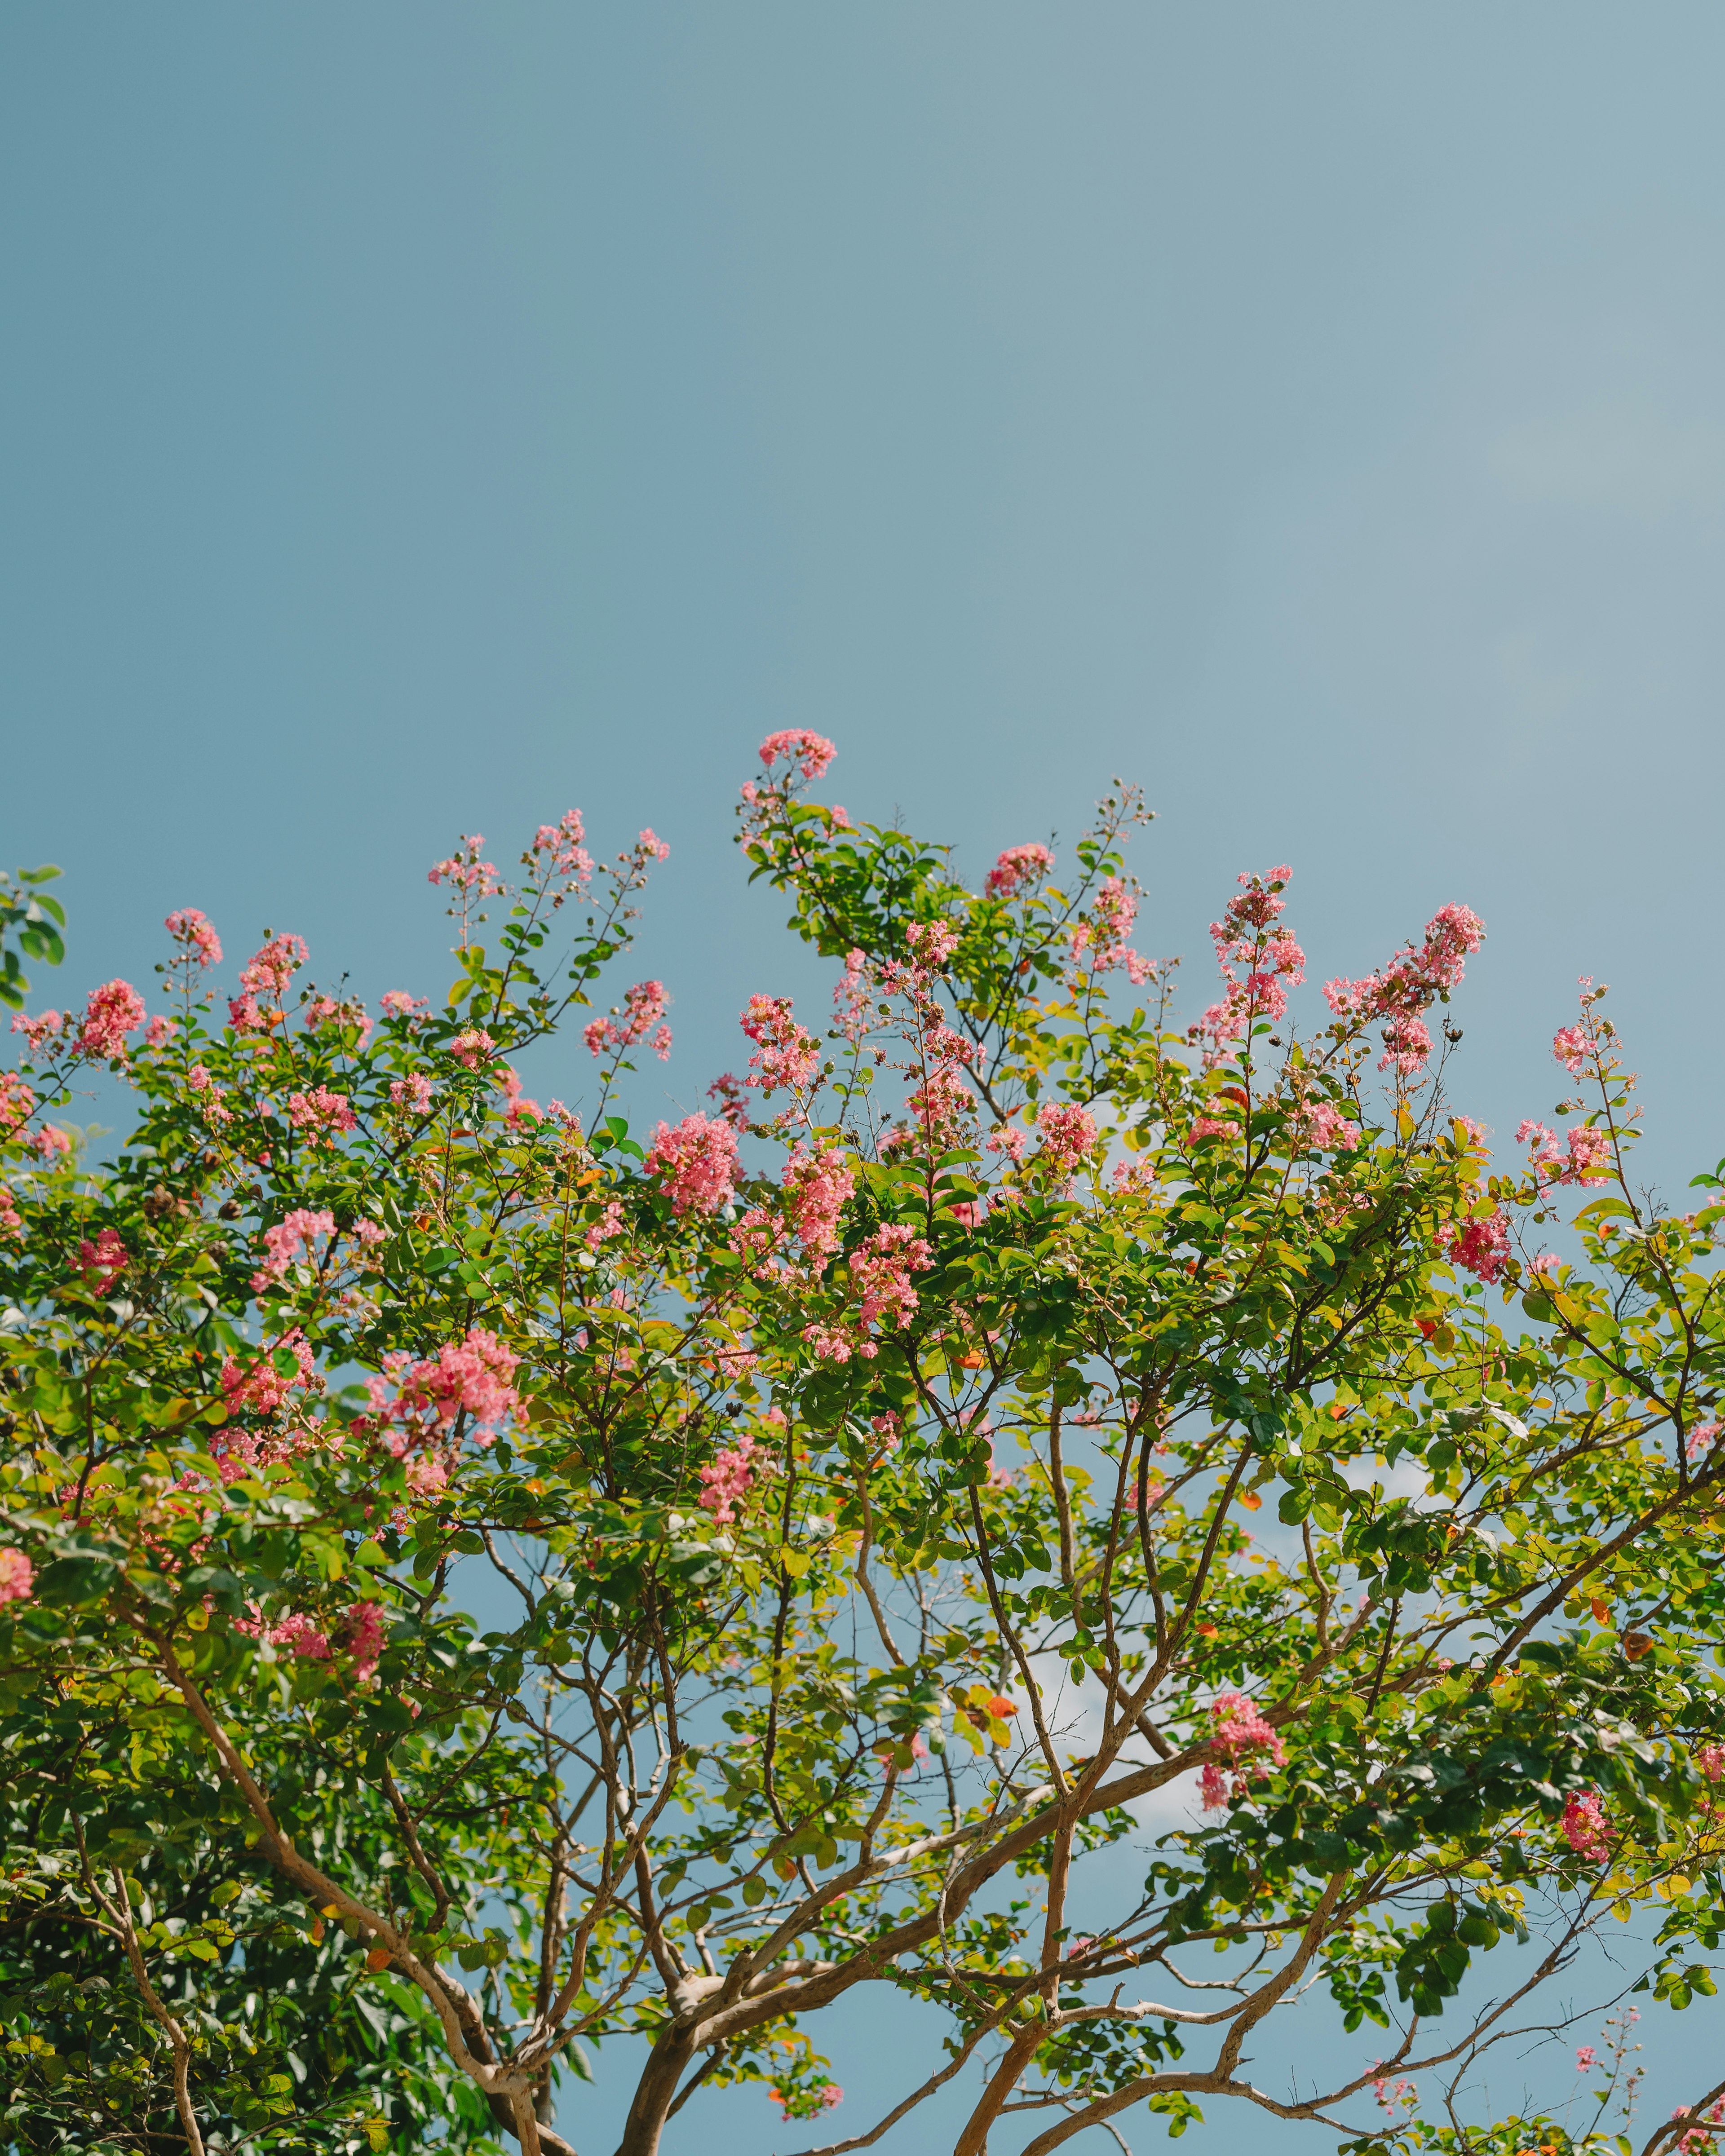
4, 733, 1725, 2156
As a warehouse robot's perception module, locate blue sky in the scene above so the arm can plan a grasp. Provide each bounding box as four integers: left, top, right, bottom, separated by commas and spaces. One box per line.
5, 5, 1725, 2147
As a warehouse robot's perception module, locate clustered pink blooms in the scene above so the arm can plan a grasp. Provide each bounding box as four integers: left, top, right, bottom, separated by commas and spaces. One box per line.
1069, 875, 1154, 985
1552, 1024, 1590, 1076
987, 843, 1053, 899
10, 1010, 66, 1054
496, 1065, 542, 1129
34, 1126, 71, 1159
1198, 869, 1304, 1063
287, 1086, 357, 1145
757, 729, 837, 782
221, 1330, 313, 1416
637, 827, 670, 862
1517, 1120, 1613, 1187
229, 934, 309, 1031
832, 947, 871, 1046
0, 1072, 36, 1136
807, 1224, 934, 1364
77, 979, 146, 1060
366, 1327, 520, 1453
584, 979, 672, 1062
252, 1208, 336, 1291
584, 1199, 624, 1253
1686, 1423, 1721, 1462
698, 1431, 760, 1526
248, 1600, 385, 1679
1299, 1099, 1361, 1152
644, 1113, 740, 1217
145, 1016, 176, 1048
165, 907, 223, 968
1696, 1744, 1725, 1782
768, 2083, 844, 2124
451, 1028, 497, 1070
76, 1230, 128, 1290
1442, 1210, 1511, 1284
1036, 1101, 1097, 1183
783, 1147, 856, 1264
1562, 1790, 1614, 1861
186, 1064, 232, 1125
303, 996, 372, 1046
380, 990, 425, 1019
1324, 901, 1486, 1074
0, 1188, 20, 1239
741, 994, 820, 1096
428, 836, 504, 895
531, 809, 594, 887
390, 1072, 434, 1114
1575, 2046, 1598, 2071
0, 1547, 35, 1604
1200, 1692, 1287, 1809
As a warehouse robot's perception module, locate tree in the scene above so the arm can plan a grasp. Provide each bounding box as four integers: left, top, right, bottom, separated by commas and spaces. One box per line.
3, 733, 1725, 2156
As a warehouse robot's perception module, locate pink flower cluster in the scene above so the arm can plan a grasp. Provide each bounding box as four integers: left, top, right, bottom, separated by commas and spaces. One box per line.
769, 2083, 843, 2124
252, 1208, 336, 1292
165, 908, 223, 968
497, 1065, 542, 1129
252, 1600, 385, 1679
645, 1113, 740, 1216
390, 1072, 434, 1114
1561, 1789, 1613, 1862
698, 1431, 761, 1525
303, 995, 372, 1045
1517, 1121, 1613, 1187
366, 1326, 521, 1451
584, 979, 672, 1062
451, 1028, 498, 1070
380, 991, 426, 1019
741, 994, 820, 1096
0, 1188, 20, 1240
987, 843, 1053, 899
1553, 1025, 1590, 1076
1068, 876, 1154, 984
1198, 869, 1304, 1062
11, 1010, 66, 1054
1324, 902, 1485, 1075
0, 1547, 35, 1604
1696, 1744, 1725, 1783
229, 935, 308, 1031
758, 729, 837, 782
76, 1229, 128, 1289
78, 980, 146, 1060
784, 1147, 856, 1264
1199, 1691, 1287, 1810
1299, 1099, 1360, 1152
531, 809, 593, 887
288, 1087, 357, 1146
807, 1223, 934, 1364
0, 1072, 36, 1136
428, 837, 504, 895
1036, 1101, 1097, 1183
221, 1330, 313, 1416
1442, 1210, 1511, 1284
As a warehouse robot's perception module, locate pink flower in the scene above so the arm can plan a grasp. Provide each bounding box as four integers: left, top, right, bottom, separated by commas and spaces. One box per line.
757, 729, 837, 781
33, 1124, 71, 1160
428, 838, 504, 895
637, 827, 670, 862
783, 1147, 856, 1265
698, 1431, 760, 1525
1036, 1101, 1098, 1182
645, 1113, 740, 1216
1442, 1211, 1511, 1284
10, 1010, 66, 1054
1521, 1120, 1612, 1187
585, 980, 672, 1061
1323, 903, 1485, 1072
451, 1029, 497, 1070
1562, 1790, 1614, 1862
1575, 2047, 1598, 2071
1553, 1025, 1589, 1075
0, 1188, 21, 1240
287, 1087, 357, 1145
144, 1015, 177, 1048
1686, 1423, 1721, 1462
1200, 1690, 1287, 1808
76, 1229, 128, 1289
1197, 870, 1305, 1060
531, 811, 593, 886
741, 994, 820, 1095
239, 934, 308, 1006
985, 1123, 1029, 1165
809, 1223, 936, 1363
276, 1612, 332, 1661
165, 908, 223, 968
0, 1548, 35, 1604
584, 1200, 624, 1252
251, 1208, 336, 1291
987, 843, 1053, 899
221, 1330, 313, 1416
1299, 1100, 1360, 1152
367, 1326, 520, 1448
0, 1072, 35, 1137
344, 1600, 386, 1680
380, 991, 426, 1018
77, 979, 146, 1059
1696, 1744, 1725, 1783
390, 1072, 434, 1114
303, 996, 371, 1046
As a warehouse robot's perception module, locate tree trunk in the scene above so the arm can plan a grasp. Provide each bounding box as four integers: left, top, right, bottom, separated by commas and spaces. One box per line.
611, 2028, 700, 2156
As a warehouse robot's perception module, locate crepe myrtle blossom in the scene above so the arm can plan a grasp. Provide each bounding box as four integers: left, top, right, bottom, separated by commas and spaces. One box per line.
165, 907, 223, 968
1686, 1423, 1721, 1463
1553, 1025, 1590, 1076
987, 843, 1053, 900
1517, 1120, 1613, 1187
1197, 869, 1305, 1062
287, 1087, 357, 1145
0, 1073, 36, 1137
805, 1224, 933, 1365
10, 1010, 66, 1055
0, 1548, 34, 1604
451, 1028, 497, 1071
366, 1327, 521, 1453
584, 979, 672, 1062
427, 837, 504, 897
698, 1431, 761, 1526
1443, 1210, 1511, 1285
221, 1331, 314, 1417
1696, 1744, 1725, 1783
496, 1065, 542, 1129
530, 809, 594, 888
1575, 2047, 1598, 2071
252, 1208, 336, 1292
34, 1125, 72, 1160
390, 1072, 434, 1114
741, 994, 819, 1095
380, 990, 426, 1019
1298, 1099, 1361, 1152
1036, 1101, 1097, 1182
757, 729, 837, 783
644, 1113, 739, 1218
1200, 1691, 1287, 1810
75, 1230, 128, 1290
76, 979, 146, 1060
768, 2082, 843, 2125
1324, 901, 1486, 1073
1562, 1790, 1614, 1862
